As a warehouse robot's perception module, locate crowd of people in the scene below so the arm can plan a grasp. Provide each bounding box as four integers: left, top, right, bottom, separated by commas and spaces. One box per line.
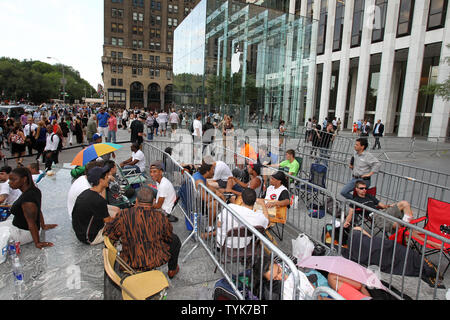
0, 102, 443, 300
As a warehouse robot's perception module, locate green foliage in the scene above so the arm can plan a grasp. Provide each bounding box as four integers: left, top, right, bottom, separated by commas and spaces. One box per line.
0, 57, 98, 104
420, 44, 450, 102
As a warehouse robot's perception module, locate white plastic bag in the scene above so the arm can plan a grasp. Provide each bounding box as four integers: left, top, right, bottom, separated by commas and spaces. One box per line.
0, 227, 11, 264
292, 233, 314, 262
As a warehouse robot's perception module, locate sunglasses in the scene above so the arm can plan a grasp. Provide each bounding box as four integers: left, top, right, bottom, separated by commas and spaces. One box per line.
357, 187, 367, 190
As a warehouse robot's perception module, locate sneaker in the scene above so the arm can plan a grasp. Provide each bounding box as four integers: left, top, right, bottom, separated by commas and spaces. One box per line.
168, 215, 179, 223
168, 265, 179, 279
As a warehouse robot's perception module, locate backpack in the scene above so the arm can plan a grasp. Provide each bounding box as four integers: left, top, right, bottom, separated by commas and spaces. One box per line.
189, 121, 194, 134
213, 270, 259, 300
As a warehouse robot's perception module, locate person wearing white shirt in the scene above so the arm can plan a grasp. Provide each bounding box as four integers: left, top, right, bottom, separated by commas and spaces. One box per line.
0, 166, 22, 206
24, 117, 38, 156
204, 156, 233, 190
43, 125, 60, 171
215, 188, 269, 249
120, 143, 146, 173
158, 111, 169, 137
169, 109, 179, 134
67, 175, 91, 220
192, 113, 203, 137
149, 161, 178, 223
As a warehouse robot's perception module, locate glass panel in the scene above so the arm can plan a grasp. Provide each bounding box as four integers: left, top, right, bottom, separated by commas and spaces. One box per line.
173, 0, 317, 128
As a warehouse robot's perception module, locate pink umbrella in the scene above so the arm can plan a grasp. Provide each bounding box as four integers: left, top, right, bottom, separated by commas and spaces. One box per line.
298, 255, 387, 291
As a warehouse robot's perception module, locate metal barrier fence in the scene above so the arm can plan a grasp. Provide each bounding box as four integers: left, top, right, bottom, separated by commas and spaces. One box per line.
209, 143, 450, 300
142, 142, 343, 300
294, 150, 450, 218
334, 199, 450, 300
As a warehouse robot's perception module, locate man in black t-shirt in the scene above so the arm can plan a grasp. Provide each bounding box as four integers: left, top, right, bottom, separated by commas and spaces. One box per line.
130, 114, 145, 146
72, 166, 116, 245
344, 180, 414, 233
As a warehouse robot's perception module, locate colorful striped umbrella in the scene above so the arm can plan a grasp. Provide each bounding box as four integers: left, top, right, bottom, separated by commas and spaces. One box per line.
71, 143, 123, 166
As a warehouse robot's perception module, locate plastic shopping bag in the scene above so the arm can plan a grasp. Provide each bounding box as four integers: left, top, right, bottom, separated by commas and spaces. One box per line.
292, 233, 314, 262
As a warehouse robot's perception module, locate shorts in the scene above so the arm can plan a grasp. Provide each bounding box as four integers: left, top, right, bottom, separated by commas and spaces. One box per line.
171, 123, 177, 130
337, 282, 371, 300
372, 204, 403, 231
160, 122, 167, 131
217, 180, 228, 189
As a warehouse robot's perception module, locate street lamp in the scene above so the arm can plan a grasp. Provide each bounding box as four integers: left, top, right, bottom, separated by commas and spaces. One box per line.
47, 56, 66, 104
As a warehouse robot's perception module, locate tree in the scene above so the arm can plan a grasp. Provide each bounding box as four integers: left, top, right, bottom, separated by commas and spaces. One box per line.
0, 57, 98, 104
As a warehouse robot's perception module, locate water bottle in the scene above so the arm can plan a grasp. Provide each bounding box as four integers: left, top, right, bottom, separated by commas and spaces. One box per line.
8, 239, 16, 260
12, 256, 24, 300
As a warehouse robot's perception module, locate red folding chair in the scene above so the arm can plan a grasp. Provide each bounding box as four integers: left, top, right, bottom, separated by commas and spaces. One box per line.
389, 198, 450, 276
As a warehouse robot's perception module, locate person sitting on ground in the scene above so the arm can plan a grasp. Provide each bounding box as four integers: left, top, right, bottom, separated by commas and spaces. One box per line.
0, 166, 22, 206
193, 162, 225, 228
103, 186, 181, 279
149, 161, 178, 223
212, 188, 269, 247
71, 166, 119, 245
223, 162, 263, 200
0, 167, 57, 249
119, 143, 146, 174
270, 149, 300, 177
27, 163, 44, 184
343, 180, 414, 232
67, 160, 106, 220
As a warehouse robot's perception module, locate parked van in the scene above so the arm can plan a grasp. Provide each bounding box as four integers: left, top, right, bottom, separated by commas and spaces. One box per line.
0, 105, 25, 121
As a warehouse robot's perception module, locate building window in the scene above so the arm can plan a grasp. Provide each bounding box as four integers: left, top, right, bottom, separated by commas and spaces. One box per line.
118, 79, 123, 87
111, 65, 117, 73
167, 31, 173, 40
151, 1, 161, 11
351, 0, 365, 48
333, 1, 345, 51
117, 52, 123, 59
150, 68, 155, 77
112, 8, 124, 18
173, 19, 178, 27
372, 0, 388, 43
139, 13, 144, 22
111, 78, 117, 86
155, 69, 160, 77
427, 0, 448, 30
118, 66, 123, 74
133, 12, 138, 21
132, 0, 144, 7
111, 51, 117, 59
317, 0, 328, 55
397, 0, 415, 37
167, 70, 172, 80
167, 44, 172, 52
168, 17, 172, 27
111, 37, 117, 46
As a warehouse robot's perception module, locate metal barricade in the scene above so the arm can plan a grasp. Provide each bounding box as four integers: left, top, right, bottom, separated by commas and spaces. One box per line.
143, 141, 328, 300
333, 199, 450, 300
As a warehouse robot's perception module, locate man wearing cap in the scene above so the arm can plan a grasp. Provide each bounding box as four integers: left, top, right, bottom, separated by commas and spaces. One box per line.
91, 133, 115, 161
120, 143, 146, 173
96, 108, 110, 142
149, 161, 178, 223
264, 171, 290, 209
72, 166, 118, 245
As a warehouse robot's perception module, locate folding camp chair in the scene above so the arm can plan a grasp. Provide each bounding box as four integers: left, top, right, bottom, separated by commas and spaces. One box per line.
214, 225, 266, 274
351, 187, 386, 237
389, 198, 450, 277
298, 163, 327, 208
103, 236, 169, 300
116, 164, 149, 189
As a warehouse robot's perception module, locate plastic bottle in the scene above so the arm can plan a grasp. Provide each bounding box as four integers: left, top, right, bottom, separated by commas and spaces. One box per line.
12, 256, 24, 300
8, 239, 16, 261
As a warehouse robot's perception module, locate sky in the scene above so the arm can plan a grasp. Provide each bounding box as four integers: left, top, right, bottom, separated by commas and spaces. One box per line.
0, 0, 104, 89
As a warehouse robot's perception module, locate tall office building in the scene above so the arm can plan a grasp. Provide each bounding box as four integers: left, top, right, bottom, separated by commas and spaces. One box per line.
300, 0, 449, 139
102, 0, 201, 111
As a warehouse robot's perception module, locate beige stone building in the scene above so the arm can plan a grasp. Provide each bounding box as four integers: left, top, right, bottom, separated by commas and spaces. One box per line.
102, 0, 201, 111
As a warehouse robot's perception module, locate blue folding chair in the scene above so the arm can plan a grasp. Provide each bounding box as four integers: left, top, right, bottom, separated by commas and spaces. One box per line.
298, 163, 328, 209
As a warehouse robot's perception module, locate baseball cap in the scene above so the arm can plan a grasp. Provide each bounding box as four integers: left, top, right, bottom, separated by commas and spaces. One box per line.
87, 166, 110, 185
272, 171, 286, 181
92, 133, 103, 141
150, 161, 164, 171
